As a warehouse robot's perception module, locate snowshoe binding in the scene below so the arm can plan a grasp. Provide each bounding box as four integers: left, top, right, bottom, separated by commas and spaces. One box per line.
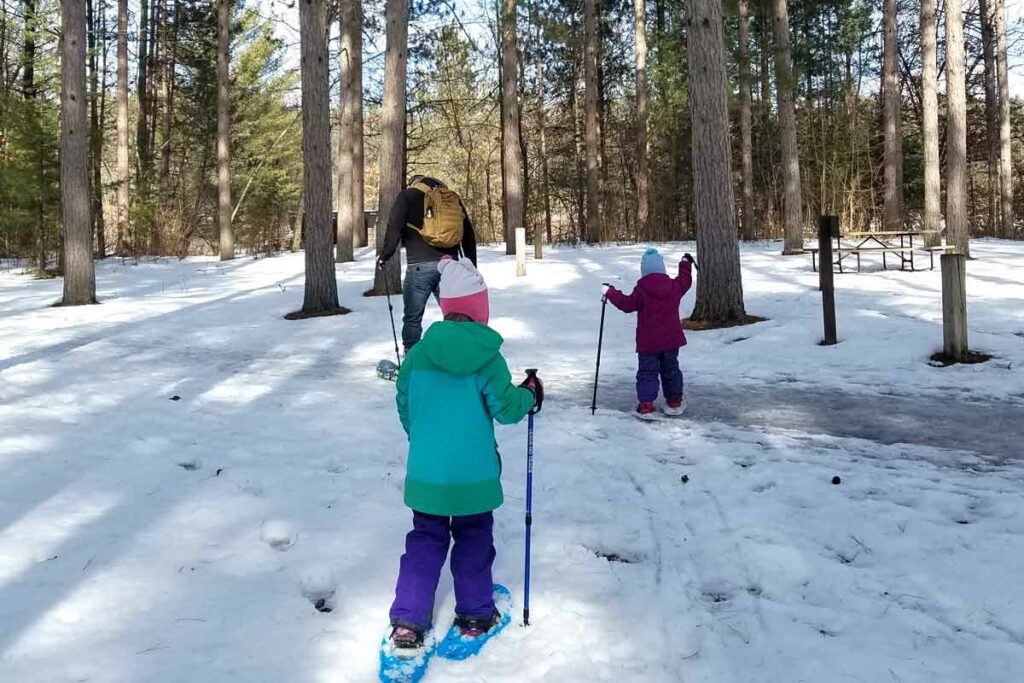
437, 584, 512, 661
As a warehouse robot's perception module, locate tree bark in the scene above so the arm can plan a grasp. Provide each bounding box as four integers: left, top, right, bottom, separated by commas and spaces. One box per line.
738, 0, 754, 241
161, 0, 177, 185
336, 0, 359, 262
772, 0, 803, 253
583, 0, 601, 243
688, 0, 745, 321
945, 0, 969, 256
338, 0, 365, 253
88, 0, 106, 257
634, 0, 650, 237
137, 0, 151, 209
24, 0, 46, 271
500, 0, 525, 255
373, 0, 407, 294
921, 0, 940, 245
981, 0, 998, 235
534, 0, 549, 255
298, 0, 341, 311
217, 0, 233, 260
882, 0, 902, 231
61, 0, 97, 304
995, 0, 1013, 239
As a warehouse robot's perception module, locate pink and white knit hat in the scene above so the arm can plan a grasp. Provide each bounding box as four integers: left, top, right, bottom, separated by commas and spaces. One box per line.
437, 256, 489, 324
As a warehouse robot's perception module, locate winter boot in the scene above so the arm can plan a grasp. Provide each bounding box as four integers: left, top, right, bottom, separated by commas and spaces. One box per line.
636, 402, 658, 419
664, 398, 687, 416
390, 626, 425, 657
454, 610, 501, 638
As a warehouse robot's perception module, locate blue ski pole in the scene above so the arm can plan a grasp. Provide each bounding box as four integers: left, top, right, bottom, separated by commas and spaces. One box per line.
523, 370, 538, 626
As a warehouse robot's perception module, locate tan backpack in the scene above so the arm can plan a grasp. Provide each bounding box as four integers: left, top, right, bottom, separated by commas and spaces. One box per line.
407, 182, 465, 248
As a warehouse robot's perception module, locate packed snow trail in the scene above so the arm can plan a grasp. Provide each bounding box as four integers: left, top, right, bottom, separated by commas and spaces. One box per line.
0, 244, 1022, 681
592, 380, 1024, 463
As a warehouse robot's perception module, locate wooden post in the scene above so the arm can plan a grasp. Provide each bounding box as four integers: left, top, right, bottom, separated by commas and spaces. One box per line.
819, 215, 839, 345
941, 253, 968, 360
515, 227, 527, 276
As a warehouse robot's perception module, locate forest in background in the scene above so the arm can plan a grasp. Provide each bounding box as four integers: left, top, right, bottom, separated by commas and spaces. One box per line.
0, 0, 1022, 271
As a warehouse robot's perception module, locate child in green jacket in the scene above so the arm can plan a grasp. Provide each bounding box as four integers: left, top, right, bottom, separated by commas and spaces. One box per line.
388, 257, 543, 654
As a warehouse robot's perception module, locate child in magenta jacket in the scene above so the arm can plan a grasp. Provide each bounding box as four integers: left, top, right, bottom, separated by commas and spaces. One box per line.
605, 248, 693, 416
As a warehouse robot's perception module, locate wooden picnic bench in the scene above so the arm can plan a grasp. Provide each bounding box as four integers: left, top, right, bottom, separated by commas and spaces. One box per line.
807, 230, 953, 273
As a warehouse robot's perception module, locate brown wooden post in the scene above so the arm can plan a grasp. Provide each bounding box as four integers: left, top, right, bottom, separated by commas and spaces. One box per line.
941, 253, 968, 360
819, 215, 839, 345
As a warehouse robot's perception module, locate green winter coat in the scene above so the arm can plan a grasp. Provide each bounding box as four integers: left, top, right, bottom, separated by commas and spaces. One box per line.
396, 320, 535, 516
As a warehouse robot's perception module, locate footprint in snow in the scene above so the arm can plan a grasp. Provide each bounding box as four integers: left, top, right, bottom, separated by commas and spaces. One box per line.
261, 520, 297, 551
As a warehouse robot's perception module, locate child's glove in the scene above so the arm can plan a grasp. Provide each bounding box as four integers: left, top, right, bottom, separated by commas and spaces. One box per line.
520, 370, 544, 415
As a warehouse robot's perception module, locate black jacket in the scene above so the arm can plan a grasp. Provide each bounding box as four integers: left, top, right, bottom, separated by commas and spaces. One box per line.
380, 179, 477, 266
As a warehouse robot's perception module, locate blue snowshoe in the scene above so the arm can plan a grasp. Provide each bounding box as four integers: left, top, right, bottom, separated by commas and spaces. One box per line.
436, 584, 513, 661
378, 626, 435, 683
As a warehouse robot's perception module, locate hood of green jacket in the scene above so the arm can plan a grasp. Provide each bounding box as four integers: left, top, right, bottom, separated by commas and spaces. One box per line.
418, 320, 504, 374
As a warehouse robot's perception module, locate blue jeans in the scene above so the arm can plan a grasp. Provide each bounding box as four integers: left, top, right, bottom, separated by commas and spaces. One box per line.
402, 262, 441, 351
390, 511, 496, 631
636, 349, 684, 403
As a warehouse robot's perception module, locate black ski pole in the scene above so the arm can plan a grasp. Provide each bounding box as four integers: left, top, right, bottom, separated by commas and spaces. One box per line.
591, 286, 610, 415
683, 252, 699, 270
523, 369, 538, 626
380, 259, 402, 367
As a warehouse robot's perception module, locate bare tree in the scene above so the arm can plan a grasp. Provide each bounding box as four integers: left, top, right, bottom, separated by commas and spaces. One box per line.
772, 0, 803, 253
88, 0, 106, 257
945, 0, 969, 255
500, 0, 525, 255
533, 0, 549, 255
61, 0, 97, 305
688, 0, 746, 321
995, 0, 1013, 238
217, 0, 233, 260
116, 0, 130, 255
24, 0, 45, 270
337, 0, 363, 259
583, 0, 601, 243
137, 0, 151, 203
981, 0, 998, 233
882, 0, 902, 231
738, 0, 754, 241
634, 0, 650, 236
294, 0, 341, 314
921, 0, 940, 246
372, 0, 407, 295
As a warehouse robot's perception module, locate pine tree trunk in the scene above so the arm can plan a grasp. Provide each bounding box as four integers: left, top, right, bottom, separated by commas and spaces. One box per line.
161, 0, 177, 185
882, 0, 902, 232
945, 0, 969, 256
738, 0, 754, 241
340, 0, 365, 251
981, 0, 998, 235
534, 0, 549, 255
583, 0, 601, 243
137, 0, 150, 218
297, 0, 341, 312
772, 0, 803, 253
634, 0, 650, 237
336, 0, 360, 262
88, 0, 106, 257
688, 0, 745, 321
61, 0, 97, 305
372, 0, 408, 294
217, 0, 233, 260
24, 0, 46, 271
500, 0, 525, 255
995, 0, 1013, 238
921, 0, 940, 246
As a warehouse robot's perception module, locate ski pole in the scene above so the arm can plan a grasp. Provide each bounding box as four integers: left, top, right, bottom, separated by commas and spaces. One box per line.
380, 259, 402, 367
683, 252, 699, 271
591, 287, 610, 415
523, 369, 538, 627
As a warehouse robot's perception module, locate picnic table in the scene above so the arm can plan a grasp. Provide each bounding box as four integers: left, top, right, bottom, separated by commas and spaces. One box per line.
808, 229, 952, 273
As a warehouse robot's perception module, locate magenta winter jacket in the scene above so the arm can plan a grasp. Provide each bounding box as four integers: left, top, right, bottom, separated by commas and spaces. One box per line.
606, 260, 692, 354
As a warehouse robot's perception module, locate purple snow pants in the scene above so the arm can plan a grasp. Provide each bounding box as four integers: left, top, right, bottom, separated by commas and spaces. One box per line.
636, 349, 684, 403
389, 510, 496, 631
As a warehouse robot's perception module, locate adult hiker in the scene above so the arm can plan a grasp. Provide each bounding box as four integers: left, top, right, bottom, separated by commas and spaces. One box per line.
378, 176, 478, 352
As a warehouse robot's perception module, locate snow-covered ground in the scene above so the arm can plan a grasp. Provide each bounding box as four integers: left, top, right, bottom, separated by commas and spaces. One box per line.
1, 241, 1022, 682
